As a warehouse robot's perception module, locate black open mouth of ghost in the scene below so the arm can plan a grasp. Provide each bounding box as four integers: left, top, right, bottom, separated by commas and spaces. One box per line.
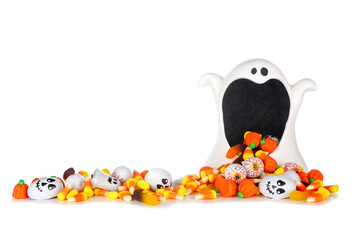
35, 180, 43, 192
222, 78, 290, 147
266, 181, 275, 195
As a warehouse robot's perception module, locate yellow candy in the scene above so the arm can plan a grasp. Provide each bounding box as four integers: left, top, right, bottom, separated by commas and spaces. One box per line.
274, 167, 285, 175
66, 189, 79, 200
318, 187, 330, 198
102, 168, 110, 175
325, 185, 339, 193
136, 180, 150, 191
156, 188, 165, 195
107, 191, 119, 199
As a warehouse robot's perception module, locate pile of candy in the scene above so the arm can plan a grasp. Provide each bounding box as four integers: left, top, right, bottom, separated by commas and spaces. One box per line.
12, 131, 339, 205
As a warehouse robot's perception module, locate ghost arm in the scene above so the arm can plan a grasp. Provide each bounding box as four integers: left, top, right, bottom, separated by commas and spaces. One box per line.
198, 73, 223, 99
292, 78, 317, 113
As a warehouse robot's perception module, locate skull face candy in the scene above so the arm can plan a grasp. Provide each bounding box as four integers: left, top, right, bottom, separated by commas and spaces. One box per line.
27, 177, 64, 200
112, 166, 132, 184
91, 169, 120, 191
259, 174, 296, 199
144, 168, 173, 192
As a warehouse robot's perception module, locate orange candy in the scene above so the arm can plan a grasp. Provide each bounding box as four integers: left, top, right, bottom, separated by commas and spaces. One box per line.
218, 179, 237, 198
195, 190, 217, 200
306, 192, 325, 203
306, 180, 324, 190
68, 192, 87, 202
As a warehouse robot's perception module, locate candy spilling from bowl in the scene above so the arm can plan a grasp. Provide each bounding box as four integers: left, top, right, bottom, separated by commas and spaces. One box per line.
12, 131, 338, 205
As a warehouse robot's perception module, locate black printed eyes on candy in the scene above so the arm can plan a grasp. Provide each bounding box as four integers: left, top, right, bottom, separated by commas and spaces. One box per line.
156, 184, 164, 189
48, 184, 56, 190
277, 180, 286, 186
47, 178, 55, 182
276, 188, 285, 194
162, 179, 168, 184
251, 68, 257, 74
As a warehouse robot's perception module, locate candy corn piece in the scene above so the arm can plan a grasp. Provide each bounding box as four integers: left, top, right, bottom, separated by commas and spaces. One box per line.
195, 190, 217, 200
198, 177, 208, 185
182, 175, 196, 185
306, 191, 325, 203
306, 180, 324, 190
289, 190, 315, 201
274, 167, 285, 175
243, 147, 254, 160
255, 150, 268, 161
219, 163, 231, 174
68, 192, 87, 202
324, 185, 339, 193
124, 178, 136, 195
136, 179, 150, 191
119, 191, 132, 201
66, 189, 79, 200
297, 171, 309, 184
318, 187, 330, 198
208, 173, 220, 183
295, 180, 307, 192
200, 166, 219, 179
118, 185, 128, 192
173, 185, 187, 197
185, 181, 198, 195
94, 188, 108, 196
148, 192, 166, 201
156, 187, 172, 195
57, 182, 72, 201
102, 168, 110, 175
107, 191, 119, 199
78, 170, 89, 177
84, 177, 93, 198
133, 170, 142, 179
163, 190, 184, 200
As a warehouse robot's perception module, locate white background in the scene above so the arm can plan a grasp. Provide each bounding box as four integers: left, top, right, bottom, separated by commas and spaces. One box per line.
0, 1, 359, 239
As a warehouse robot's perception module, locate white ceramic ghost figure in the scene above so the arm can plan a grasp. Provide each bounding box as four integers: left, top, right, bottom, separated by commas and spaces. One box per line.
65, 174, 85, 192
199, 59, 317, 171
259, 174, 297, 199
112, 166, 133, 184
91, 169, 120, 191
27, 177, 64, 200
144, 168, 173, 192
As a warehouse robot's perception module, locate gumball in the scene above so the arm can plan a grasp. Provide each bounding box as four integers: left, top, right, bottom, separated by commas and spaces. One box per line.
242, 157, 264, 178
224, 164, 246, 183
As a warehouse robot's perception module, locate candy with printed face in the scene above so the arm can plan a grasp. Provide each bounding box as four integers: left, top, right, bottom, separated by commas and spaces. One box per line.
112, 166, 132, 184
27, 177, 64, 200
283, 171, 300, 182
144, 168, 173, 192
224, 164, 246, 183
242, 157, 264, 178
259, 174, 296, 199
91, 169, 121, 191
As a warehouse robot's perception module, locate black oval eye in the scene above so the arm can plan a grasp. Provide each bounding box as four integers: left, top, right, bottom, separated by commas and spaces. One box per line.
47, 178, 55, 182
276, 188, 285, 194
48, 184, 56, 190
251, 68, 257, 74
162, 179, 168, 184
277, 180, 286, 186
156, 184, 163, 189
260, 67, 268, 76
